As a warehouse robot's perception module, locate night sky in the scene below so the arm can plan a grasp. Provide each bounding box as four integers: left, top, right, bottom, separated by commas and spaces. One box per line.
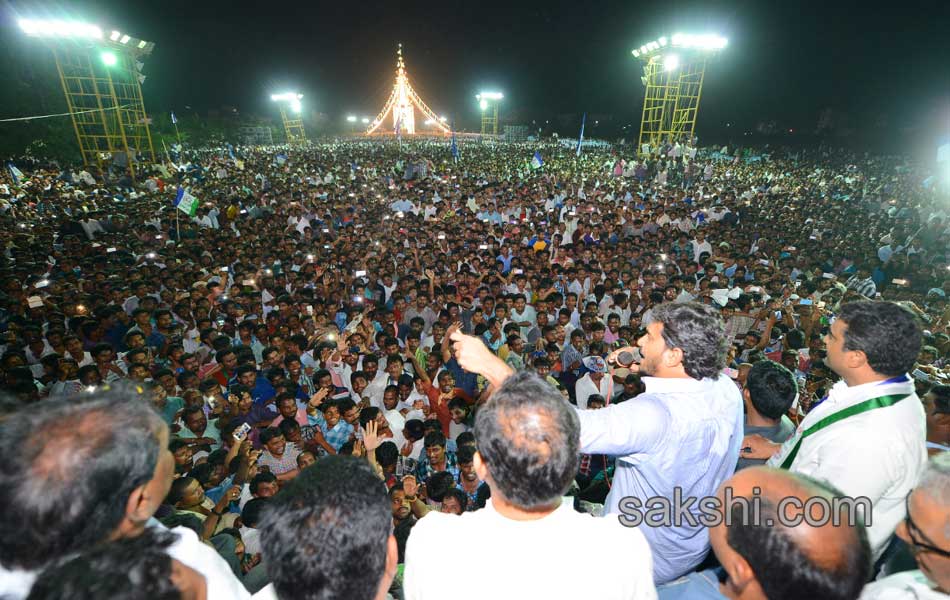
5, 0, 950, 142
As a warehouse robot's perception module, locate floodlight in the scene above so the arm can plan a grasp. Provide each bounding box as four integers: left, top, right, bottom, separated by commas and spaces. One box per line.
477, 91, 504, 100
479, 99, 488, 111
424, 119, 434, 125
346, 115, 357, 122
120, 34, 130, 44
290, 100, 301, 113
632, 49, 640, 57
664, 54, 679, 71
361, 117, 369, 124
658, 36, 668, 46
100, 51, 117, 66
110, 30, 121, 41
18, 19, 102, 39
440, 116, 447, 121
137, 40, 147, 49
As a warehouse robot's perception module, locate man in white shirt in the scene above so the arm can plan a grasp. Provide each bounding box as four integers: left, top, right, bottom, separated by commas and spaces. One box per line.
255, 456, 397, 600
575, 355, 614, 409
405, 370, 656, 600
692, 231, 713, 263
0, 395, 250, 600
744, 301, 927, 562
860, 453, 950, 599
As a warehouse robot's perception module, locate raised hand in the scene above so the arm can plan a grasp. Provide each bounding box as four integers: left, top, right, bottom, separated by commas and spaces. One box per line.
362, 420, 382, 452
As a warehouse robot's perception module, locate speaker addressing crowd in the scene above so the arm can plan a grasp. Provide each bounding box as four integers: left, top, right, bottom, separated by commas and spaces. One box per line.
0, 137, 949, 599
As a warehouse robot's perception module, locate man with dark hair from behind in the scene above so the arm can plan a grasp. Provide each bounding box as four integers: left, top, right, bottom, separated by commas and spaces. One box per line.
0, 391, 249, 599
744, 301, 927, 563
25, 528, 206, 600
735, 360, 797, 471
404, 370, 655, 599
446, 301, 743, 585
658, 466, 871, 600
254, 455, 396, 600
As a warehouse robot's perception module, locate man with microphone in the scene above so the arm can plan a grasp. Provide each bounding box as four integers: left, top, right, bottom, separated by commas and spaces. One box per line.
449, 302, 744, 585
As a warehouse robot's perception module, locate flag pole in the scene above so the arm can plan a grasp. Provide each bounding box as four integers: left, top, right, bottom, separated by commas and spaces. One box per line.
176, 207, 180, 240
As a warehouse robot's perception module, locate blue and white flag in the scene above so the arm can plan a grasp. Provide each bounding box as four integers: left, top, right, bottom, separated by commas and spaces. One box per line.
531, 151, 543, 170
226, 143, 236, 160
576, 113, 586, 157
170, 111, 178, 125
6, 162, 25, 184
450, 125, 459, 162
174, 186, 198, 217
275, 153, 288, 166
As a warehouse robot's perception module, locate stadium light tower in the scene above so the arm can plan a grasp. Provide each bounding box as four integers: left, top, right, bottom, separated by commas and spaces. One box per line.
17, 18, 157, 177
270, 92, 306, 144
476, 91, 503, 136
631, 33, 727, 154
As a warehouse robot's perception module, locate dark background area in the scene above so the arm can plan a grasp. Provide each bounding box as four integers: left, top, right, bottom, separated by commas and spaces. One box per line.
1, 0, 949, 157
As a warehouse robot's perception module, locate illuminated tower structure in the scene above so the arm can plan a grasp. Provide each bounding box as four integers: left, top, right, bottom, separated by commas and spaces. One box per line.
632, 33, 727, 152
17, 18, 157, 177
366, 44, 450, 136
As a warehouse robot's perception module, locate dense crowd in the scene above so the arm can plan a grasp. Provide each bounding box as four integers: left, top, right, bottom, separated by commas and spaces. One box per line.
0, 137, 948, 600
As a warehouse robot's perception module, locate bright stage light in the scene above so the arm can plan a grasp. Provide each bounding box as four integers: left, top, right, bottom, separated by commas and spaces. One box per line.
19, 19, 103, 39
100, 51, 117, 66
110, 30, 121, 41
479, 99, 488, 111
290, 101, 302, 113
424, 119, 434, 125
477, 91, 504, 100
440, 116, 447, 121
119, 34, 130, 44
658, 36, 668, 46
346, 115, 357, 122
664, 54, 680, 71
361, 117, 369, 124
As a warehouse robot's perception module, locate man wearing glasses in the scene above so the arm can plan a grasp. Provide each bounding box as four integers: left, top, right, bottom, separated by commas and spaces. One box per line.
861, 453, 950, 599
743, 301, 927, 564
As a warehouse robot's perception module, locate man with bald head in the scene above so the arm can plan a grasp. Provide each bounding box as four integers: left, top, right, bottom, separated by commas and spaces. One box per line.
659, 466, 871, 600
861, 452, 950, 598
404, 370, 656, 600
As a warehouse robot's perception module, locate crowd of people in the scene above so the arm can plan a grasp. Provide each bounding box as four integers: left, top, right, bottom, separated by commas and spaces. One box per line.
0, 136, 949, 599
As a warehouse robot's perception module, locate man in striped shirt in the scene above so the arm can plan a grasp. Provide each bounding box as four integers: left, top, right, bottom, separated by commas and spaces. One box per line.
846, 267, 877, 298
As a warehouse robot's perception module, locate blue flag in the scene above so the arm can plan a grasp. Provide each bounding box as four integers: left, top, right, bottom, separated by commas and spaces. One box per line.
170, 111, 177, 125
226, 143, 235, 160
174, 186, 198, 217
531, 152, 543, 169
6, 162, 24, 184
576, 113, 586, 157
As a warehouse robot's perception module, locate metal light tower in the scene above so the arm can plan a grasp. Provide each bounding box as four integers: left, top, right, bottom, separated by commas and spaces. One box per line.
631, 33, 727, 153
18, 19, 157, 177
270, 92, 306, 144
477, 92, 503, 135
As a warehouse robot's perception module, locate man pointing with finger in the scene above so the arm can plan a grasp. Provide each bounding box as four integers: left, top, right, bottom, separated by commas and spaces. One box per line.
448, 301, 745, 585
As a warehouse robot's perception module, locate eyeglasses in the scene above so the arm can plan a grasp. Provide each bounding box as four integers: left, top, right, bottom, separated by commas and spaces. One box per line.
904, 494, 950, 559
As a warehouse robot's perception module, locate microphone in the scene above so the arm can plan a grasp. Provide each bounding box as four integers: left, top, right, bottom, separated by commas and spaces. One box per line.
616, 351, 637, 368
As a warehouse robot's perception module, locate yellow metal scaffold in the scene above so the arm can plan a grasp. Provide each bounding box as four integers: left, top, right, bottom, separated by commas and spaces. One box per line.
632, 33, 727, 154
278, 106, 306, 144
270, 93, 306, 144
19, 20, 157, 177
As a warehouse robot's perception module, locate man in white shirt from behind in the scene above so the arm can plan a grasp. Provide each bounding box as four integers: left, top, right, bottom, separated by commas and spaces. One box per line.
405, 369, 656, 600
744, 300, 927, 562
